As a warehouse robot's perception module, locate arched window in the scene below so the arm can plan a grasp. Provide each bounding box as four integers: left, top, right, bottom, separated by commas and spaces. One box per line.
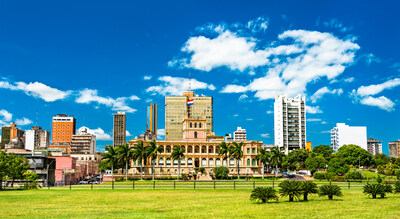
223, 158, 227, 166
201, 146, 206, 153
229, 158, 235, 165
195, 146, 200, 153
188, 158, 193, 166
209, 158, 214, 166
166, 146, 171, 153
194, 123, 197, 128
166, 158, 171, 166
173, 159, 178, 165
188, 146, 193, 153
208, 146, 213, 153
194, 131, 198, 139
202, 158, 207, 166
190, 123, 192, 128
216, 158, 221, 166
199, 123, 202, 128
247, 159, 250, 166
181, 157, 185, 165
159, 158, 164, 165
252, 159, 256, 166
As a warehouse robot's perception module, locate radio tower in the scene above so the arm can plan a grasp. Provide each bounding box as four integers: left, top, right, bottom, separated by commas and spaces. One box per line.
188, 72, 191, 91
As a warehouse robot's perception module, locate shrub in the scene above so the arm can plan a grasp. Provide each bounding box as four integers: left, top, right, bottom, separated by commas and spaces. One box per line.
345, 168, 365, 180
250, 187, 279, 203
319, 184, 343, 200
363, 184, 383, 199
377, 175, 382, 183
180, 173, 187, 180
301, 181, 318, 201
199, 167, 205, 174
327, 158, 350, 175
313, 172, 325, 181
278, 180, 303, 202
115, 178, 125, 182
394, 181, 400, 194
325, 172, 336, 181
213, 166, 229, 179
377, 165, 384, 174
395, 169, 400, 180
194, 167, 200, 173
381, 184, 393, 198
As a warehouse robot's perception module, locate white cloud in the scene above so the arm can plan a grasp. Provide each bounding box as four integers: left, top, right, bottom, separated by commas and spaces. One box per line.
322, 18, 353, 32
129, 95, 140, 101
238, 94, 248, 102
78, 126, 112, 141
360, 96, 395, 112
356, 78, 400, 97
0, 80, 71, 102
15, 118, 33, 126
233, 114, 239, 117
146, 76, 216, 96
0, 109, 13, 122
310, 87, 343, 103
76, 89, 137, 113
266, 110, 273, 114
143, 75, 152, 80
247, 16, 269, 33
361, 53, 381, 65
126, 130, 132, 137
344, 77, 355, 83
246, 118, 253, 121
157, 129, 165, 136
306, 118, 322, 122
306, 106, 323, 114
260, 133, 271, 138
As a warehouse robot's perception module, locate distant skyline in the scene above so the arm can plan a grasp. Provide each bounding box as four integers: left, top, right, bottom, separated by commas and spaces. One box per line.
0, 1, 399, 153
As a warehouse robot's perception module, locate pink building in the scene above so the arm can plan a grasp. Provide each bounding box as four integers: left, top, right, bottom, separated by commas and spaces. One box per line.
50, 156, 77, 184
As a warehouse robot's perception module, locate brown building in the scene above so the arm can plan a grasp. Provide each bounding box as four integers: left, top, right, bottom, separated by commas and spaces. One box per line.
113, 111, 126, 147
389, 140, 400, 158
50, 114, 76, 153
2, 122, 25, 149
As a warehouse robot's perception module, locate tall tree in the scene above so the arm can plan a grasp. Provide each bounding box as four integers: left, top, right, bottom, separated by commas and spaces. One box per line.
230, 142, 244, 179
146, 140, 164, 180
132, 141, 147, 180
102, 145, 118, 183
217, 141, 232, 165
0, 151, 8, 190
116, 143, 134, 180
312, 145, 334, 161
336, 144, 372, 167
7, 153, 30, 187
256, 148, 271, 179
270, 146, 285, 178
170, 145, 185, 180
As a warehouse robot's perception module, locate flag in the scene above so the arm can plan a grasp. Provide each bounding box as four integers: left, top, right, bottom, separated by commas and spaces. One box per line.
187, 99, 194, 105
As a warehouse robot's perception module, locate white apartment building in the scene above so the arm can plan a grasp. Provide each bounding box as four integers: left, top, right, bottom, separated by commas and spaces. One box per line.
224, 134, 233, 142
367, 137, 382, 156
274, 94, 306, 154
331, 123, 367, 152
233, 127, 247, 142
70, 128, 96, 154
25, 127, 50, 151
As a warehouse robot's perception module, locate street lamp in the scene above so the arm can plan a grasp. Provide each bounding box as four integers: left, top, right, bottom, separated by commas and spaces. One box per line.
46, 159, 55, 187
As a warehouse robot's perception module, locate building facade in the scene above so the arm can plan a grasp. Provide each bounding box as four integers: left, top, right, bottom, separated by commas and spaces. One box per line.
389, 140, 400, 158
274, 94, 306, 154
165, 91, 213, 141
367, 137, 382, 156
70, 128, 96, 154
25, 126, 50, 151
50, 114, 76, 153
331, 123, 367, 152
233, 127, 247, 142
2, 122, 25, 149
113, 111, 126, 147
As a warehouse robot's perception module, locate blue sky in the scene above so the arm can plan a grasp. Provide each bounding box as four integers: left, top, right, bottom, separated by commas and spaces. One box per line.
0, 1, 399, 153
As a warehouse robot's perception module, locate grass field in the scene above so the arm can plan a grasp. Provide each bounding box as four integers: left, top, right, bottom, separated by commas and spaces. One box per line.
1, 183, 400, 218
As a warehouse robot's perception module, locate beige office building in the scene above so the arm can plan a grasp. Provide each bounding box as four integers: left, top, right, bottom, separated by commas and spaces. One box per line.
389, 140, 400, 158
165, 91, 213, 140
113, 111, 126, 147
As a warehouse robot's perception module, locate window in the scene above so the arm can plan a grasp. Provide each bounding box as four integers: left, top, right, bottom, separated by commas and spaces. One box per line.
247, 148, 250, 154
188, 158, 193, 165
166, 158, 171, 166
252, 159, 256, 166
181, 158, 185, 165
223, 159, 227, 166
199, 123, 202, 128
216, 158, 221, 166
194, 131, 198, 139
159, 158, 164, 165
230, 158, 235, 165
173, 159, 178, 165
252, 148, 256, 154
190, 123, 192, 128
247, 159, 250, 165
202, 158, 207, 166
209, 158, 214, 166
194, 123, 197, 128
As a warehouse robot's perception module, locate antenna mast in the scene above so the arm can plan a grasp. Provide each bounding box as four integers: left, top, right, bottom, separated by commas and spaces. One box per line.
188, 72, 191, 91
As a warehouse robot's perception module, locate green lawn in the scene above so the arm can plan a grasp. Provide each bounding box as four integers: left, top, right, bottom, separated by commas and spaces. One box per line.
1, 185, 400, 218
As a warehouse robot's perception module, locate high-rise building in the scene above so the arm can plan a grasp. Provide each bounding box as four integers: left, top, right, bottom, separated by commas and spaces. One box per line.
70, 128, 96, 154
233, 127, 247, 142
25, 126, 50, 151
306, 142, 312, 152
331, 123, 367, 152
149, 103, 157, 137
1, 122, 25, 149
165, 91, 213, 140
50, 114, 76, 153
389, 140, 400, 158
274, 94, 306, 154
367, 137, 382, 156
113, 111, 126, 147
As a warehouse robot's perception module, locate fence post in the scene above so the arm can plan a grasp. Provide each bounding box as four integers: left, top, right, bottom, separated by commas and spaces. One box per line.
272, 178, 274, 188
234, 181, 236, 190
330, 180, 331, 185
133, 181, 135, 189
70, 181, 71, 190
214, 181, 216, 190
91, 183, 93, 190
153, 181, 155, 189
348, 180, 350, 189
194, 181, 196, 190
112, 180, 114, 190
174, 181, 176, 189
253, 181, 255, 189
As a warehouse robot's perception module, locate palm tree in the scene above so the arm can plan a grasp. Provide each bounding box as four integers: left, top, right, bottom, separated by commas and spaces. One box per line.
218, 141, 232, 163
319, 184, 343, 200
116, 144, 134, 181
279, 180, 303, 202
250, 187, 279, 203
102, 145, 118, 182
170, 145, 185, 180
270, 146, 285, 178
301, 181, 319, 201
145, 140, 164, 180
230, 142, 244, 179
132, 141, 147, 180
256, 148, 271, 179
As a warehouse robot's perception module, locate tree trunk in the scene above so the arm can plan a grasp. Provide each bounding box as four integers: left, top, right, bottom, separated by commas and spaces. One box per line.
178, 160, 181, 180
329, 195, 333, 200
140, 159, 143, 180
372, 194, 376, 199
304, 193, 308, 201
152, 159, 155, 181
262, 163, 265, 179
0, 178, 2, 190
11, 177, 14, 187
289, 195, 293, 202
381, 194, 385, 198
275, 164, 278, 178
125, 161, 128, 181
111, 166, 114, 184
237, 159, 240, 179
262, 198, 266, 203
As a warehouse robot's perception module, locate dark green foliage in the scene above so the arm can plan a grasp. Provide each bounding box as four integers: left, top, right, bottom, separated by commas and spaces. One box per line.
377, 165, 384, 174
278, 180, 303, 202
363, 184, 392, 199
324, 172, 336, 181
312, 145, 334, 161
381, 184, 392, 198
250, 187, 279, 203
377, 175, 382, 183
335, 144, 372, 167
199, 167, 205, 174
7, 153, 30, 187
394, 182, 400, 194
313, 172, 325, 180
319, 184, 343, 200
327, 158, 350, 175
170, 145, 185, 180
372, 153, 390, 167
213, 166, 229, 179
396, 169, 400, 180
306, 156, 327, 175
344, 168, 364, 180
230, 142, 244, 179
286, 149, 309, 171
301, 181, 318, 201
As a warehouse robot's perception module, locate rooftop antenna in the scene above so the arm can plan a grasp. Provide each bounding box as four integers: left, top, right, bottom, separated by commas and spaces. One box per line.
188, 72, 191, 91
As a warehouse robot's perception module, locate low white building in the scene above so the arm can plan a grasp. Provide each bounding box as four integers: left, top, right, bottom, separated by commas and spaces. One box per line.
331, 123, 367, 152
233, 127, 247, 142
25, 126, 50, 151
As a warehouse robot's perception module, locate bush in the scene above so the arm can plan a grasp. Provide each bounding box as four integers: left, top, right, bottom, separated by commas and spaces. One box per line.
327, 158, 350, 175
115, 178, 125, 182
194, 167, 200, 173
278, 180, 303, 202
363, 184, 392, 199
213, 166, 229, 180
381, 184, 393, 198
313, 172, 325, 181
377, 175, 382, 183
250, 187, 279, 203
301, 181, 318, 201
377, 165, 384, 174
325, 172, 336, 181
345, 168, 365, 180
180, 173, 187, 180
319, 184, 343, 200
395, 169, 400, 180
394, 181, 400, 194
199, 167, 205, 174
